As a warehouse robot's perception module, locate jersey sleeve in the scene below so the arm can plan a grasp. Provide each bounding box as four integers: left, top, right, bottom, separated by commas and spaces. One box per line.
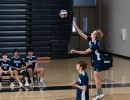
21, 58, 24, 65
25, 57, 28, 62
10, 58, 14, 65
87, 37, 92, 41
9, 60, 12, 67
34, 56, 37, 60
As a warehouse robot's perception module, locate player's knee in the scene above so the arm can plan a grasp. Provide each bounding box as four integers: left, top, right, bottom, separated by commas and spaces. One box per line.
14, 70, 18, 75
27, 68, 32, 72
10, 71, 14, 75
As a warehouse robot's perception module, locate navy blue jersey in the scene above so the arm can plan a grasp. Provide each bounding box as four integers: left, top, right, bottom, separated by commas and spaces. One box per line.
11, 56, 23, 68
88, 37, 102, 60
25, 56, 37, 69
76, 71, 89, 100
0, 59, 12, 71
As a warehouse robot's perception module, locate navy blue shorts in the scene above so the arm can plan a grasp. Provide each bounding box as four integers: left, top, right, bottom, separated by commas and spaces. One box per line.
27, 67, 34, 71
12, 68, 20, 71
93, 60, 104, 72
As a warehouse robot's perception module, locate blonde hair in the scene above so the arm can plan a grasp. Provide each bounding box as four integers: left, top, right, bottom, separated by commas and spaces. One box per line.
95, 29, 104, 40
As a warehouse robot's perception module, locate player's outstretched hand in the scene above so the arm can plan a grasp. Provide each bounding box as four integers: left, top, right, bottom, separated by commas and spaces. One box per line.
70, 81, 77, 86
70, 49, 77, 54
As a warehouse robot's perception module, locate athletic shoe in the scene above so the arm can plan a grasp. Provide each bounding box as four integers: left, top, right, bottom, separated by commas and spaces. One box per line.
0, 83, 2, 87
0, 83, 2, 91
30, 81, 34, 86
25, 82, 30, 87
10, 83, 15, 87
92, 94, 100, 100
92, 94, 104, 100
38, 81, 47, 87
99, 93, 105, 99
20, 83, 23, 88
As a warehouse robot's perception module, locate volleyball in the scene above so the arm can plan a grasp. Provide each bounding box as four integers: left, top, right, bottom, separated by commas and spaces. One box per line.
59, 10, 68, 18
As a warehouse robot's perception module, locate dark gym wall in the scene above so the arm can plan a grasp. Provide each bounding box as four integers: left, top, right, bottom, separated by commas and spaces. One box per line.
0, 0, 31, 57
0, 0, 73, 58
74, 0, 96, 7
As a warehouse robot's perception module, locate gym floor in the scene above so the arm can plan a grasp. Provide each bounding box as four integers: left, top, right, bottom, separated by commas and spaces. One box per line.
0, 56, 130, 100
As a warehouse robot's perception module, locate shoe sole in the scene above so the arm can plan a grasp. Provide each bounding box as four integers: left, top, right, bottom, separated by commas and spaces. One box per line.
92, 95, 104, 100
99, 95, 105, 99
25, 86, 31, 89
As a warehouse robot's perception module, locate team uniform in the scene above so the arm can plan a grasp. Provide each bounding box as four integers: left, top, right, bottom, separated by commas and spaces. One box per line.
25, 56, 37, 70
88, 37, 103, 72
0, 59, 12, 71
25, 55, 46, 86
76, 71, 89, 100
0, 59, 15, 87
11, 56, 30, 88
11, 56, 23, 71
88, 37, 104, 100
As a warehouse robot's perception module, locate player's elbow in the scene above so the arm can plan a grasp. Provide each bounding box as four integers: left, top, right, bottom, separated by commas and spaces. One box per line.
84, 36, 88, 40
84, 51, 88, 54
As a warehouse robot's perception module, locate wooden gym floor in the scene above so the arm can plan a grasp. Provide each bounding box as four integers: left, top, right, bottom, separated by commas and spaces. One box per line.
0, 56, 130, 100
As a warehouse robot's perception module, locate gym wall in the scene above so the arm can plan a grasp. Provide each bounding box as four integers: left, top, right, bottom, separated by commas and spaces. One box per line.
99, 0, 130, 57
74, 0, 96, 7
0, 0, 73, 58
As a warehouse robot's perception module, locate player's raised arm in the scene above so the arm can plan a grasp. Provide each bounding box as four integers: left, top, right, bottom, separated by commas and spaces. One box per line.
73, 20, 88, 40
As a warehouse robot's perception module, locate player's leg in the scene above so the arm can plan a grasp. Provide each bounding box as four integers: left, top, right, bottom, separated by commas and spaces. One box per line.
27, 68, 34, 85
0, 71, 3, 86
34, 68, 45, 78
94, 71, 102, 92
9, 71, 15, 87
92, 71, 101, 100
20, 70, 30, 87
34, 67, 45, 85
14, 70, 23, 87
94, 71, 104, 100
92, 60, 104, 100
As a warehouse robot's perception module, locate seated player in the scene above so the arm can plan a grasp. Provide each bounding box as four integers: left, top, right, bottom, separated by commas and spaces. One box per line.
25, 49, 45, 86
11, 49, 30, 88
0, 52, 15, 87
70, 61, 89, 100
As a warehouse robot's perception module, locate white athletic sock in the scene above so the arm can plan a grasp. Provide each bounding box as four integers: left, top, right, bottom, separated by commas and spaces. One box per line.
40, 78, 43, 82
31, 77, 34, 82
25, 81, 29, 84
19, 82, 22, 85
